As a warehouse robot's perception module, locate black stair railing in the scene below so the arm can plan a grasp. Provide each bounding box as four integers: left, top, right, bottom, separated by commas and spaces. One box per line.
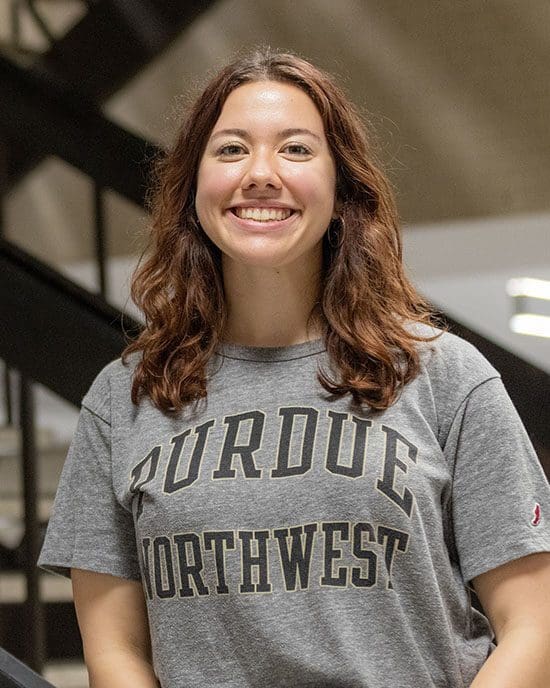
0, 236, 142, 672
0, 646, 55, 688
0, 237, 141, 404
0, 52, 152, 673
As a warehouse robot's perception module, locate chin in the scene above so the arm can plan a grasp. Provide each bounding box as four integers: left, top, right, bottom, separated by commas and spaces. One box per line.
224, 248, 294, 269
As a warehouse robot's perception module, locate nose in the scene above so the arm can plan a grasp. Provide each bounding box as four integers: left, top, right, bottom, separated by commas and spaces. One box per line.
240, 148, 282, 191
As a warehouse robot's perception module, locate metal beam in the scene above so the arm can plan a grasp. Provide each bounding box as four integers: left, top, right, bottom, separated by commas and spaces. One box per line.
20, 374, 46, 673
0, 237, 141, 406
8, 0, 216, 187
37, 0, 215, 102
0, 54, 160, 206
0, 646, 55, 688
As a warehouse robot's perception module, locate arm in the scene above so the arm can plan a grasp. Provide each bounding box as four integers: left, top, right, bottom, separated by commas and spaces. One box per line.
469, 551, 550, 688
71, 568, 160, 688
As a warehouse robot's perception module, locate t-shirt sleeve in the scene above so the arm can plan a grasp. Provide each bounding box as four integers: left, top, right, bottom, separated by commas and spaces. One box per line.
444, 375, 550, 585
37, 370, 140, 580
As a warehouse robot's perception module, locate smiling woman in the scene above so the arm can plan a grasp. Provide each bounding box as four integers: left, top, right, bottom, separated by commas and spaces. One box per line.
37, 47, 550, 688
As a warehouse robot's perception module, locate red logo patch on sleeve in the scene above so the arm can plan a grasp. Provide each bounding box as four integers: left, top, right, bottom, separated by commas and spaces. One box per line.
531, 503, 542, 527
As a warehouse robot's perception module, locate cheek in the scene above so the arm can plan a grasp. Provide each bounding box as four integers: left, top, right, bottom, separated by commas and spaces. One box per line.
196, 164, 243, 207
286, 166, 336, 208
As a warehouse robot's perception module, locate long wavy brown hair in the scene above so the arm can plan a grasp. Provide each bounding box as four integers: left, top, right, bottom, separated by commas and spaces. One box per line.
122, 46, 445, 413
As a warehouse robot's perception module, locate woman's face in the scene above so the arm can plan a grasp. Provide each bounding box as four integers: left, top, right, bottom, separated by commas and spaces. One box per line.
195, 80, 338, 269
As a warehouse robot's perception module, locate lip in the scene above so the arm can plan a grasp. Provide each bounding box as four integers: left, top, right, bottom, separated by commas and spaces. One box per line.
225, 208, 300, 231
229, 202, 298, 210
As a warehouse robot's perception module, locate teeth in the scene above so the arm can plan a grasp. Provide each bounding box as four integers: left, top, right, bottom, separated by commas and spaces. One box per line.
234, 207, 293, 222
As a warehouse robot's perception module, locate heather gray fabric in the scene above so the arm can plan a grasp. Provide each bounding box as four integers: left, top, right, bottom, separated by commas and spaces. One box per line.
38, 326, 550, 688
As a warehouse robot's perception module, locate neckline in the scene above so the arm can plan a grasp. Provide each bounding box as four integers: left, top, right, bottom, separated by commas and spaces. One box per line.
215, 337, 326, 362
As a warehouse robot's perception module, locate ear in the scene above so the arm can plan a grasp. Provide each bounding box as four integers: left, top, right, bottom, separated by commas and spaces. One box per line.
332, 197, 342, 220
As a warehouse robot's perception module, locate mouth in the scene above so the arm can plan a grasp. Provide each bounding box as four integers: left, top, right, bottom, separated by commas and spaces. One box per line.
230, 207, 297, 222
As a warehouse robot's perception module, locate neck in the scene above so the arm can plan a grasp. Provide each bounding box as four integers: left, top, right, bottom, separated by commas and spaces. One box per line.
221, 253, 325, 348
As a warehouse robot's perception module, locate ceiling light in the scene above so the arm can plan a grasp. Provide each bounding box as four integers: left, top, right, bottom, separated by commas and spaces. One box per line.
506, 277, 550, 300
510, 314, 550, 338
507, 277, 550, 338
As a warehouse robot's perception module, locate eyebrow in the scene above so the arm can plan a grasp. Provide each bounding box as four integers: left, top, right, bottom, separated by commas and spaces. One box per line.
209, 127, 322, 143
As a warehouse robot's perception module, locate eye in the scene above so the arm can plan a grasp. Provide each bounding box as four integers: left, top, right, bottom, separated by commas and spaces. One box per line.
217, 143, 246, 156
283, 143, 311, 156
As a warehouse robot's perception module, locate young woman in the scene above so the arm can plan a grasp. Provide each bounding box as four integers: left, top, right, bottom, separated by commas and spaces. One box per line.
39, 48, 550, 688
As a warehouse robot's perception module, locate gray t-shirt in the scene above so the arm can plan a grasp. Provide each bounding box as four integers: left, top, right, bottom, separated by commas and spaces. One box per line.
38, 326, 550, 688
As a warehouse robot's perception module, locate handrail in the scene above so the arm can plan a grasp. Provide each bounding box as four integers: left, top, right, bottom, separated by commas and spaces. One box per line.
0, 237, 141, 406
0, 646, 55, 687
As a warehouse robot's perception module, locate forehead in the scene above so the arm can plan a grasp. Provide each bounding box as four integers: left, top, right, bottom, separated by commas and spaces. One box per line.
213, 81, 325, 134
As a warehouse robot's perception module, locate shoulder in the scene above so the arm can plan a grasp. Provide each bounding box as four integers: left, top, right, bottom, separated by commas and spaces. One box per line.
82, 351, 141, 418
409, 322, 500, 387
404, 321, 502, 440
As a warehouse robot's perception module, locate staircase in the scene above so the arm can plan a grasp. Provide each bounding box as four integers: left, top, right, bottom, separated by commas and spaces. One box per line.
0, 422, 87, 686
0, 236, 138, 683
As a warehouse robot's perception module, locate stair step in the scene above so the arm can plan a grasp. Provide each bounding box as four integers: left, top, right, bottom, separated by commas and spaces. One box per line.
0, 426, 69, 497
0, 571, 73, 603
42, 659, 88, 688
0, 426, 65, 456
0, 497, 53, 548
